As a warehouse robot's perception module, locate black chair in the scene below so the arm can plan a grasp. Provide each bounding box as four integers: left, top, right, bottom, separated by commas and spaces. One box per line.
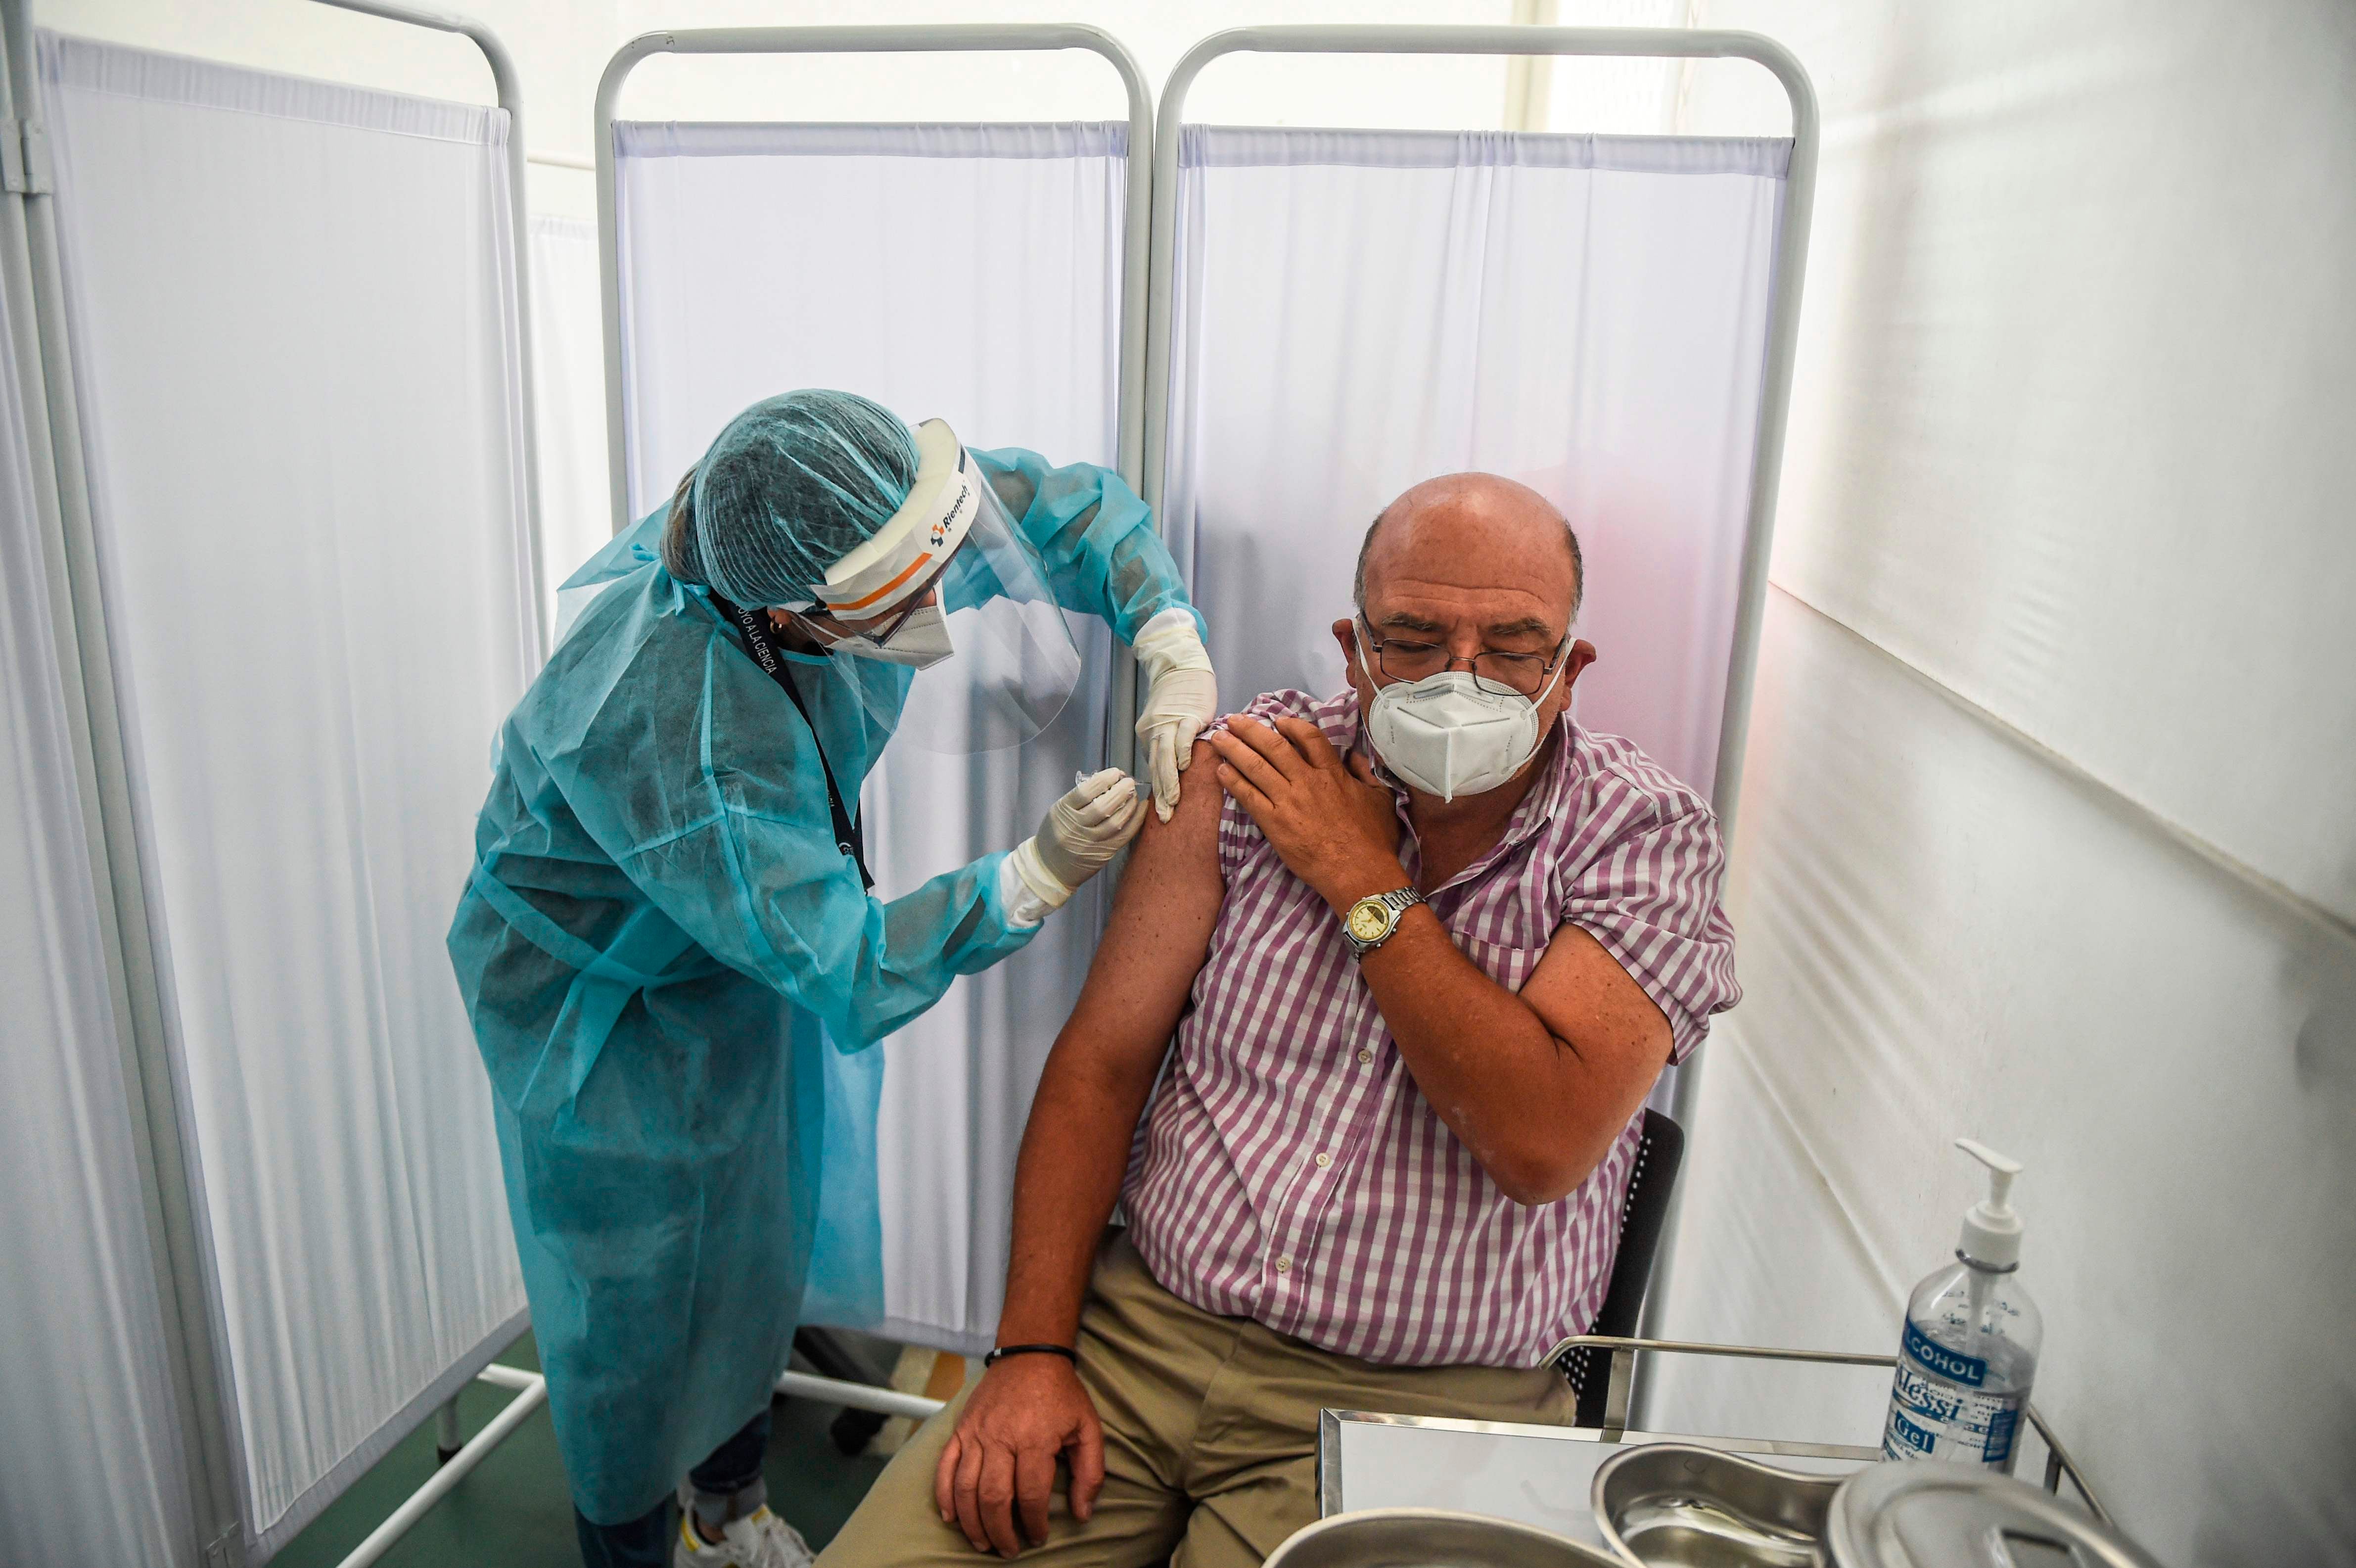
1558, 1107, 1685, 1429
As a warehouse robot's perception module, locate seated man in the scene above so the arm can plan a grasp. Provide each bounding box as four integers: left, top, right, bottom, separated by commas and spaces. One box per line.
819, 473, 1739, 1568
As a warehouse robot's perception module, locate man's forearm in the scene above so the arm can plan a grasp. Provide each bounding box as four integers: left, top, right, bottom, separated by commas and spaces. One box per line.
992, 1046, 1161, 1347
1351, 910, 1603, 1201
1199, 705, 1677, 1212
1243, 831, 1605, 1202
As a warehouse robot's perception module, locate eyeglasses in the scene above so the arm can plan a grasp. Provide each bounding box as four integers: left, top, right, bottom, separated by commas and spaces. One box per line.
802, 590, 929, 646
1357, 617, 1571, 697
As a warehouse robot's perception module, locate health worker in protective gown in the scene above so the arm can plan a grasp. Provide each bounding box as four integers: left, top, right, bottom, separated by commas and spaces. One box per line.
448, 390, 1218, 1568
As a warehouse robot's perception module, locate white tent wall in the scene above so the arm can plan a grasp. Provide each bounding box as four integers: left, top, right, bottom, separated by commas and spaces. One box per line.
0, 178, 199, 1568
610, 119, 1129, 1351
1530, 0, 1700, 135
39, 1, 1547, 224
36, 0, 614, 217
1641, 1, 2356, 1561
41, 34, 537, 1556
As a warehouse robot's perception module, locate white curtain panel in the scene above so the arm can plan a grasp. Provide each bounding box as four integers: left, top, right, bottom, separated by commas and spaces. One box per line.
1158, 127, 1787, 808
0, 211, 198, 1568
42, 35, 534, 1556
528, 214, 614, 610
1638, 1, 2356, 1557
614, 120, 1127, 1351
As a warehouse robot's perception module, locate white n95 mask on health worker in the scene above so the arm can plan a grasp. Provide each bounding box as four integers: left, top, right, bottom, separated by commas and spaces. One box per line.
1358, 652, 1567, 802
830, 600, 954, 668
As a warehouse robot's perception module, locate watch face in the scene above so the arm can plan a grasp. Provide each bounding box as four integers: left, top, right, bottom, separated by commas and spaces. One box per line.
1346, 901, 1391, 943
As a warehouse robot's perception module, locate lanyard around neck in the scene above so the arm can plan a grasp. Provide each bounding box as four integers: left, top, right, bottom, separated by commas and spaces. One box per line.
711, 594, 874, 893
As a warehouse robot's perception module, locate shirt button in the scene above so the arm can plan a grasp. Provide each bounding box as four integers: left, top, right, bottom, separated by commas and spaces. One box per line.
1314, 1152, 1332, 1168
1356, 1048, 1373, 1065
1275, 1255, 1293, 1274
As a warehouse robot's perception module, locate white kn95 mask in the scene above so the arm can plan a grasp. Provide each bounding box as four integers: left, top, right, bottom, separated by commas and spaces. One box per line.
1357, 643, 1569, 802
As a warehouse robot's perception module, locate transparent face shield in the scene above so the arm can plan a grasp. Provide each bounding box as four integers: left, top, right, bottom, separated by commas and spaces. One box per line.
791, 423, 1081, 754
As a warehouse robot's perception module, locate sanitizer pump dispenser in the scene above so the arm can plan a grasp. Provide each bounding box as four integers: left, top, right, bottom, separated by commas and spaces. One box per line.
1882, 1139, 2044, 1471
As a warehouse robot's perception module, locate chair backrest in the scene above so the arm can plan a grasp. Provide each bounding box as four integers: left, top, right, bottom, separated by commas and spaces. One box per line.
1562, 1107, 1686, 1427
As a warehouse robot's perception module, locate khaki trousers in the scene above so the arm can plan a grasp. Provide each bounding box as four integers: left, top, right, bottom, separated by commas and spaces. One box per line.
817, 1233, 1571, 1568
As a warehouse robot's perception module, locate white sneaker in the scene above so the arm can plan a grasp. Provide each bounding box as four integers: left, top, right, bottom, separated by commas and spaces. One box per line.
674, 1504, 815, 1568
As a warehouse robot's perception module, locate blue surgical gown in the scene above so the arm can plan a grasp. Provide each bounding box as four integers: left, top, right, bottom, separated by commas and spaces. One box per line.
448, 449, 1198, 1524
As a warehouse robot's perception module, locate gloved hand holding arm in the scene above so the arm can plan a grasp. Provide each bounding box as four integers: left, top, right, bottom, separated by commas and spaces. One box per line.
1131, 608, 1218, 822
973, 447, 1222, 820
1003, 768, 1151, 922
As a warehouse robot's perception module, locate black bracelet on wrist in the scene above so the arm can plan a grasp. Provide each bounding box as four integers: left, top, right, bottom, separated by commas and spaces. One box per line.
983, 1342, 1078, 1369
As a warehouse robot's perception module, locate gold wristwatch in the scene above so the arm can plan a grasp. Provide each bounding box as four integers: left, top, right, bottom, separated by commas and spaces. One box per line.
1341, 885, 1426, 960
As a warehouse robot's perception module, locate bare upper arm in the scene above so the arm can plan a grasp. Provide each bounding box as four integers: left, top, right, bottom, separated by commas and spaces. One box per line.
1053, 739, 1226, 1084
1517, 924, 1675, 1116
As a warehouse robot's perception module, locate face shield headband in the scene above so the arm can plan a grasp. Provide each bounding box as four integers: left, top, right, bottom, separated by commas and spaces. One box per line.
799, 419, 982, 619
786, 419, 1084, 754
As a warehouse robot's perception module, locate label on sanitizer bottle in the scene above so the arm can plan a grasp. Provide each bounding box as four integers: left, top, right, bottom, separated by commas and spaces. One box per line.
1882, 1321, 2025, 1469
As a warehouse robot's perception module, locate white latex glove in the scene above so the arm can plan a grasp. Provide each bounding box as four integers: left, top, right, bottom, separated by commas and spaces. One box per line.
1008, 767, 1150, 914
1131, 607, 1218, 822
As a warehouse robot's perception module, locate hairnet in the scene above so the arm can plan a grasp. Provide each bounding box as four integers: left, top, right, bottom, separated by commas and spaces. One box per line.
670, 389, 922, 608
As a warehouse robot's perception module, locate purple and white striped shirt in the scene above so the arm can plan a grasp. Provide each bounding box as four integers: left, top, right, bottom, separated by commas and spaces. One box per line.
1121, 688, 1740, 1369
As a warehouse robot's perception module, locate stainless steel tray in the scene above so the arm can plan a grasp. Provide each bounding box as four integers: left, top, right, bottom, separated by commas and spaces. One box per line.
1318, 1411, 1873, 1550
1267, 1507, 1628, 1568
1591, 1443, 1842, 1567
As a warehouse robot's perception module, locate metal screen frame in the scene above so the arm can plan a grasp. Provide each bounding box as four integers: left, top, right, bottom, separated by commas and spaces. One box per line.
313, 0, 549, 656
587, 14, 1156, 1404
592, 24, 1155, 530
1141, 25, 1819, 1424
4, 3, 549, 1559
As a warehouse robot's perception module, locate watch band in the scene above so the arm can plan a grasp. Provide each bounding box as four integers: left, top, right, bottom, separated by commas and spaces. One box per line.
1342, 885, 1426, 959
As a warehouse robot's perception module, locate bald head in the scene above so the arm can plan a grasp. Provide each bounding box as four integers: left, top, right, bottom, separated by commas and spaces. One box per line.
1353, 473, 1583, 623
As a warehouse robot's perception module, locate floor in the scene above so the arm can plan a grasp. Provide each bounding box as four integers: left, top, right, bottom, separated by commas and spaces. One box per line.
273, 1333, 894, 1568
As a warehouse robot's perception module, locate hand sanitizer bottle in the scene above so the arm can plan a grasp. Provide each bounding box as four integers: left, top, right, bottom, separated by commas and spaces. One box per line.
1882, 1139, 2043, 1472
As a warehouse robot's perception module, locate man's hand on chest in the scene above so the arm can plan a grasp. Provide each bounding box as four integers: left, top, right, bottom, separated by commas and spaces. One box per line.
1205, 714, 1413, 913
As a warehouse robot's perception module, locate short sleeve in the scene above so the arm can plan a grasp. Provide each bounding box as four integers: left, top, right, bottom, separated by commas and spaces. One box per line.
1558, 777, 1741, 1063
